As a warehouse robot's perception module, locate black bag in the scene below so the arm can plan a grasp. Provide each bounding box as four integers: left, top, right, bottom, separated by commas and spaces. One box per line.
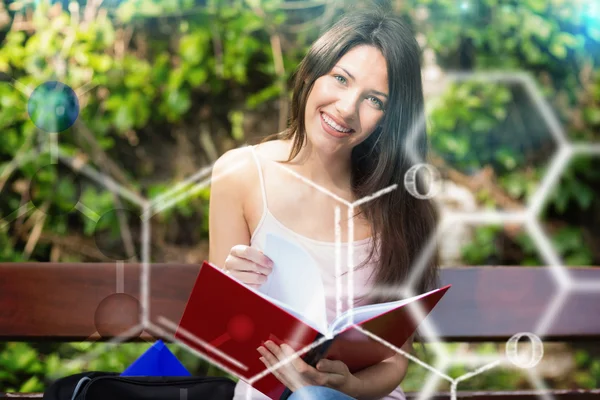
42, 371, 236, 400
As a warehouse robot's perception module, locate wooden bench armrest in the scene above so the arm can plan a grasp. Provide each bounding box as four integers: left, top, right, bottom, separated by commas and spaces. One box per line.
1, 264, 599, 341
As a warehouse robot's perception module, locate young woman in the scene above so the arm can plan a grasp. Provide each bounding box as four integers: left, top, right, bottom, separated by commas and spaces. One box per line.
209, 8, 439, 400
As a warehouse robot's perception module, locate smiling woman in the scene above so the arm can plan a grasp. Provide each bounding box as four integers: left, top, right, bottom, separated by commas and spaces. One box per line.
208, 6, 439, 400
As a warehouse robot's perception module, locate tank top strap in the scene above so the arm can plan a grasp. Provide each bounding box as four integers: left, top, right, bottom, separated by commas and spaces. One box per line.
250, 145, 268, 214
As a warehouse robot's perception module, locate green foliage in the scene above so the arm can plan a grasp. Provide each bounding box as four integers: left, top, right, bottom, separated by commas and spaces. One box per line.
429, 82, 513, 173
573, 349, 600, 389
545, 156, 600, 214
461, 225, 502, 264
0, 341, 234, 393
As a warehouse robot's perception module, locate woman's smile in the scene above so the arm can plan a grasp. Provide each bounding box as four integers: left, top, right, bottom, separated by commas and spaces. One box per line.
320, 111, 355, 138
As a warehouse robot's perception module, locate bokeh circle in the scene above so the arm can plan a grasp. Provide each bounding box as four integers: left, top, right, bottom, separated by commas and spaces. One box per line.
94, 293, 142, 339
27, 81, 79, 133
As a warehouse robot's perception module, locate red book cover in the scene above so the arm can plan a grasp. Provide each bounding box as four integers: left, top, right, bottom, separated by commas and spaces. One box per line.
175, 261, 450, 399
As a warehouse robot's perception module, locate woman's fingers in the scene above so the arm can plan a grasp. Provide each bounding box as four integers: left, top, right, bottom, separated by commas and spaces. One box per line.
281, 344, 311, 373
264, 342, 326, 387
231, 270, 269, 285
258, 346, 294, 389
316, 359, 348, 375
230, 245, 274, 270
224, 245, 274, 289
225, 257, 271, 276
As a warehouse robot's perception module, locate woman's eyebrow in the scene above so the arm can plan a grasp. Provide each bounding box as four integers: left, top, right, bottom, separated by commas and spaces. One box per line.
337, 65, 388, 99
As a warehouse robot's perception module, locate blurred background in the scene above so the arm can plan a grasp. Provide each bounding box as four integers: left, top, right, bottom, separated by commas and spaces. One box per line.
1, 0, 599, 394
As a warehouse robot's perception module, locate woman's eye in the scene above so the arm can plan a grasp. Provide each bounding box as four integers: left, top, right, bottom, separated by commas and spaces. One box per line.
334, 74, 346, 84
370, 97, 384, 109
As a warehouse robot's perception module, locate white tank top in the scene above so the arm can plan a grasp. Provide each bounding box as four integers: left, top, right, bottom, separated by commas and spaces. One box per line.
233, 145, 407, 400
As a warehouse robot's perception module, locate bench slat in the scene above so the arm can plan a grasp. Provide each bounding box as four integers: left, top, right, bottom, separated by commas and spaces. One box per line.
1, 263, 599, 342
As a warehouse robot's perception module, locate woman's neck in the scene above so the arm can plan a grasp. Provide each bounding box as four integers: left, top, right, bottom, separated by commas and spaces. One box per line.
285, 138, 353, 193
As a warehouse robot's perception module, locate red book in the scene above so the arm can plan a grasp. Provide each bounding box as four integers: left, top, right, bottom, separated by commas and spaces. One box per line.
175, 261, 451, 399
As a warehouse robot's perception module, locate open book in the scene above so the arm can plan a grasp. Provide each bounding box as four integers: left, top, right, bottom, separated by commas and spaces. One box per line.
175, 235, 450, 399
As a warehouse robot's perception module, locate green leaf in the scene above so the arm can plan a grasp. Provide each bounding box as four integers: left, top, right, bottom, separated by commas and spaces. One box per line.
551, 228, 583, 253
565, 252, 593, 266
573, 184, 594, 210
525, 0, 547, 13
583, 107, 600, 125
179, 33, 208, 65
114, 105, 135, 132
552, 187, 569, 214
549, 42, 567, 59
187, 67, 208, 87
587, 26, 600, 42
19, 376, 42, 392
245, 83, 281, 109
229, 110, 245, 141
0, 370, 15, 382
471, 117, 496, 133
555, 32, 578, 48
574, 349, 590, 365
500, 173, 526, 198
495, 147, 518, 170
116, 1, 136, 23
162, 88, 191, 120
168, 67, 186, 90
14, 344, 37, 370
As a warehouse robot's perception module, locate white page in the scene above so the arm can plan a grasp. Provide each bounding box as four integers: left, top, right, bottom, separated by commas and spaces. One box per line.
329, 287, 441, 334
255, 290, 324, 333
259, 233, 328, 333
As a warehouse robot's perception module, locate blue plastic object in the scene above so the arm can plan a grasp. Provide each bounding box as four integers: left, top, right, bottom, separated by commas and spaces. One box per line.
120, 339, 191, 376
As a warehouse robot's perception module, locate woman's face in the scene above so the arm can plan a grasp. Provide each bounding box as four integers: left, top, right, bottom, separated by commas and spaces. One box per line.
304, 44, 389, 153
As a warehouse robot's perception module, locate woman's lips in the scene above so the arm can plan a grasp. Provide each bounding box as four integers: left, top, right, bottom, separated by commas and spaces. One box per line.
320, 112, 354, 138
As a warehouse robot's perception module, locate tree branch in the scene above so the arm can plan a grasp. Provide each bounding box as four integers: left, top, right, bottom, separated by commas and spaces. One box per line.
245, 3, 289, 133
72, 121, 138, 261
74, 120, 137, 192
269, 33, 289, 133
210, 22, 224, 79
111, 196, 138, 262
23, 201, 49, 260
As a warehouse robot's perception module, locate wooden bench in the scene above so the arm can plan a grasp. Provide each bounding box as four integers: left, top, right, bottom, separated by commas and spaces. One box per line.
1, 263, 599, 399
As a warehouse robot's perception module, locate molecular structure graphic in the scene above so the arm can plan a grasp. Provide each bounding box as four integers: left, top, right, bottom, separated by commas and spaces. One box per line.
2, 18, 600, 400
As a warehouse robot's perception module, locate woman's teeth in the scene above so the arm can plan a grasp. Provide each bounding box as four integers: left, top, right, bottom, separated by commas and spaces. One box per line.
322, 113, 352, 133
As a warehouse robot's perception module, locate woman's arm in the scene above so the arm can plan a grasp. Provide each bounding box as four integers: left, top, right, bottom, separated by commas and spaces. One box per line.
351, 335, 413, 400
208, 148, 252, 267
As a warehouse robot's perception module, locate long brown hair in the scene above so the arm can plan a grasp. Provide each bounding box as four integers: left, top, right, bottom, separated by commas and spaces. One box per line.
261, 8, 440, 304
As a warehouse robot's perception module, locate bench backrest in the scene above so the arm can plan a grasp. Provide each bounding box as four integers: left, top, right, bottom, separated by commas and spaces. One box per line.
1, 263, 599, 342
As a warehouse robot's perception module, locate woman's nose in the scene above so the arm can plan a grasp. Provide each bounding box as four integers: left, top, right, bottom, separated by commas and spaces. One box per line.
335, 96, 357, 121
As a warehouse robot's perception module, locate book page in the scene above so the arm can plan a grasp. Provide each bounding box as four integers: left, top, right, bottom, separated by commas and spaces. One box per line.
254, 289, 323, 333
259, 233, 328, 334
329, 287, 441, 334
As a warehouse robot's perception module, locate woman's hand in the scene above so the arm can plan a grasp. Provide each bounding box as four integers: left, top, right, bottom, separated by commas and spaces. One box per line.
258, 341, 364, 398
224, 245, 273, 289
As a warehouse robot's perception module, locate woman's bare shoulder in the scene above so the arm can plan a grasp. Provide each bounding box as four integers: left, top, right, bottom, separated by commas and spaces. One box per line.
210, 139, 288, 193
252, 139, 291, 162
211, 146, 256, 195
